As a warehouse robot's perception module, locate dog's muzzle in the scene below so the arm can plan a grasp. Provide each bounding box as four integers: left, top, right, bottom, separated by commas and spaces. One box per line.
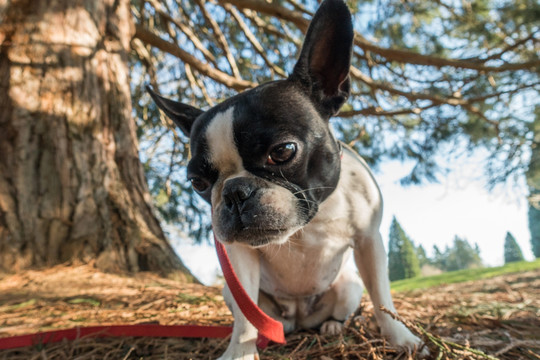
214, 177, 298, 246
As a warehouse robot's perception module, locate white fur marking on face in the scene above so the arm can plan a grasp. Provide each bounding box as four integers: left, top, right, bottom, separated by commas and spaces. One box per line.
205, 106, 243, 174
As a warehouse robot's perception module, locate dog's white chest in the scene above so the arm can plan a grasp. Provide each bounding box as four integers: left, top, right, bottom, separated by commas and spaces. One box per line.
255, 151, 380, 299
258, 205, 355, 298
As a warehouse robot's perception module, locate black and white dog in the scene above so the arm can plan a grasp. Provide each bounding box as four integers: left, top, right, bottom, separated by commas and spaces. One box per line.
148, 0, 424, 358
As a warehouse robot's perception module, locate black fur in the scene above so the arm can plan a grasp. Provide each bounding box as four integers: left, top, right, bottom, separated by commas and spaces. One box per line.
148, 0, 354, 240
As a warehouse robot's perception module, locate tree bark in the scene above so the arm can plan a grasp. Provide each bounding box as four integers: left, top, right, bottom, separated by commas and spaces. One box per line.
0, 0, 194, 279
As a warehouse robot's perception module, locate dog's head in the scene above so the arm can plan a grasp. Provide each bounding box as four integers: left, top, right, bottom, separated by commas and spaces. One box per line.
148, 0, 353, 247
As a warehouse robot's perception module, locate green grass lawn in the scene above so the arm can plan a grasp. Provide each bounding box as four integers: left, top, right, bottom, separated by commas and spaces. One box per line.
390, 258, 540, 292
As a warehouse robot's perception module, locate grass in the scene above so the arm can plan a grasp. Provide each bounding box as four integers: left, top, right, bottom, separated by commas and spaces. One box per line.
391, 258, 540, 292
67, 298, 101, 307
5, 299, 37, 311
176, 292, 218, 305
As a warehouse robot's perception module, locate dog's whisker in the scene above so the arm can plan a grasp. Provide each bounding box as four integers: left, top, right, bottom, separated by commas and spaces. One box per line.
292, 186, 335, 196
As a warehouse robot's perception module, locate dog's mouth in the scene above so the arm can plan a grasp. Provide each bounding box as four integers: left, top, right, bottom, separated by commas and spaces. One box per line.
215, 226, 297, 248
245, 228, 290, 246
212, 181, 309, 247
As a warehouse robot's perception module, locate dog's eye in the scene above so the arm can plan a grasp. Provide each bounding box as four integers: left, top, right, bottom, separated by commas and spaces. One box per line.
189, 177, 209, 192
267, 143, 297, 165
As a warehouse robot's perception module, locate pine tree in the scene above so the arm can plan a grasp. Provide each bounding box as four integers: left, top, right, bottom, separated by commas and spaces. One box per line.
431, 245, 446, 270
388, 217, 420, 281
388, 219, 404, 281
416, 245, 429, 267
504, 232, 525, 264
527, 112, 540, 258
444, 236, 483, 271
402, 238, 421, 279
530, 205, 540, 258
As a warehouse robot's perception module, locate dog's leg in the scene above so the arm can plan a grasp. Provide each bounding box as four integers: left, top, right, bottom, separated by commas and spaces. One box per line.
218, 243, 260, 360
354, 232, 426, 355
298, 267, 363, 335
320, 268, 363, 335
257, 291, 296, 334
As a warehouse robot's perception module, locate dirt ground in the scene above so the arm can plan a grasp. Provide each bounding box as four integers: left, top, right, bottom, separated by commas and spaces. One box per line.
0, 264, 538, 359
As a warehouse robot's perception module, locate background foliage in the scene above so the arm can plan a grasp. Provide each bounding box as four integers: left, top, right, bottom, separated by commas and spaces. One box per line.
128, 0, 539, 243
388, 219, 485, 280
504, 231, 525, 263
388, 217, 421, 281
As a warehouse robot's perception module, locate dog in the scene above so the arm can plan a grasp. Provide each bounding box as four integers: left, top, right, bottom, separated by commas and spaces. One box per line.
148, 0, 425, 358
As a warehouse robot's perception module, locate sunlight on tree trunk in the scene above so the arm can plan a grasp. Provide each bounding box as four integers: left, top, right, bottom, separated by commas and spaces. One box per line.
0, 0, 193, 279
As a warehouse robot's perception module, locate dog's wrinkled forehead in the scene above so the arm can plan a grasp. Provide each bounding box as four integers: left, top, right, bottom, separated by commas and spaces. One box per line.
189, 82, 322, 175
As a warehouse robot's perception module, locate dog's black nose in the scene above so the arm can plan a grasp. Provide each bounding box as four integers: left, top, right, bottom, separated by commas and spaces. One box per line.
222, 178, 256, 214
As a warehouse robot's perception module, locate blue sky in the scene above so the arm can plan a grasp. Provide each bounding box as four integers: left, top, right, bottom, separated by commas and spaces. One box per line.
172, 156, 534, 285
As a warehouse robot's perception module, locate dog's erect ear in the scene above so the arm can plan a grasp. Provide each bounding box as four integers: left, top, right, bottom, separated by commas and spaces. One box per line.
146, 86, 203, 136
289, 0, 353, 118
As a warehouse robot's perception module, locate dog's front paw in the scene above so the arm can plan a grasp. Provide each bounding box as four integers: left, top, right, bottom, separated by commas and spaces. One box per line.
320, 319, 344, 335
217, 342, 259, 360
382, 321, 429, 357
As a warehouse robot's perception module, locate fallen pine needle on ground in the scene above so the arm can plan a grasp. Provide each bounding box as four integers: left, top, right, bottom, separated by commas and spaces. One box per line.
0, 264, 538, 359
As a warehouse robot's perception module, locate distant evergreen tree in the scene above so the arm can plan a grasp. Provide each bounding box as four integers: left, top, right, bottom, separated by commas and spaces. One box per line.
431, 245, 446, 270
401, 237, 420, 279
529, 202, 540, 258
416, 244, 429, 267
388, 217, 420, 281
527, 113, 540, 259
474, 243, 481, 257
444, 236, 483, 271
504, 232, 525, 264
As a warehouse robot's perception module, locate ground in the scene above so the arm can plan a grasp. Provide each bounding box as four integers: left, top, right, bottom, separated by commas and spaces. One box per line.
0, 264, 538, 359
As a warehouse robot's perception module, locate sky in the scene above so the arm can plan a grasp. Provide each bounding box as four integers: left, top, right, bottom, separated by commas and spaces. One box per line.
377, 160, 533, 265
172, 154, 534, 285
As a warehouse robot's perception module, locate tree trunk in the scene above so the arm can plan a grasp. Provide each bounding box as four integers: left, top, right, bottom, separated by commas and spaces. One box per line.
0, 0, 194, 279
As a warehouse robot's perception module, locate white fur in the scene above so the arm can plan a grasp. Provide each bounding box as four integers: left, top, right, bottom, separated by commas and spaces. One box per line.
206, 106, 243, 176
218, 145, 426, 359
204, 107, 246, 218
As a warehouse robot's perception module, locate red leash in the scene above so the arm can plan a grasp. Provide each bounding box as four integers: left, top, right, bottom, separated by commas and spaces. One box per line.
0, 237, 286, 351
0, 324, 231, 350
214, 236, 286, 348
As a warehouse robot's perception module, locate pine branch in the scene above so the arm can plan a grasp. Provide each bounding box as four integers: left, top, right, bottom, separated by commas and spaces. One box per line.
481, 30, 539, 62
133, 24, 256, 90
185, 64, 216, 106
349, 67, 538, 115
218, 0, 310, 31
350, 67, 469, 106
339, 104, 436, 118
241, 8, 301, 46
220, 0, 540, 73
194, 0, 242, 79
355, 33, 540, 72
284, 0, 313, 16
145, 0, 218, 67
467, 81, 540, 103
223, 3, 287, 78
